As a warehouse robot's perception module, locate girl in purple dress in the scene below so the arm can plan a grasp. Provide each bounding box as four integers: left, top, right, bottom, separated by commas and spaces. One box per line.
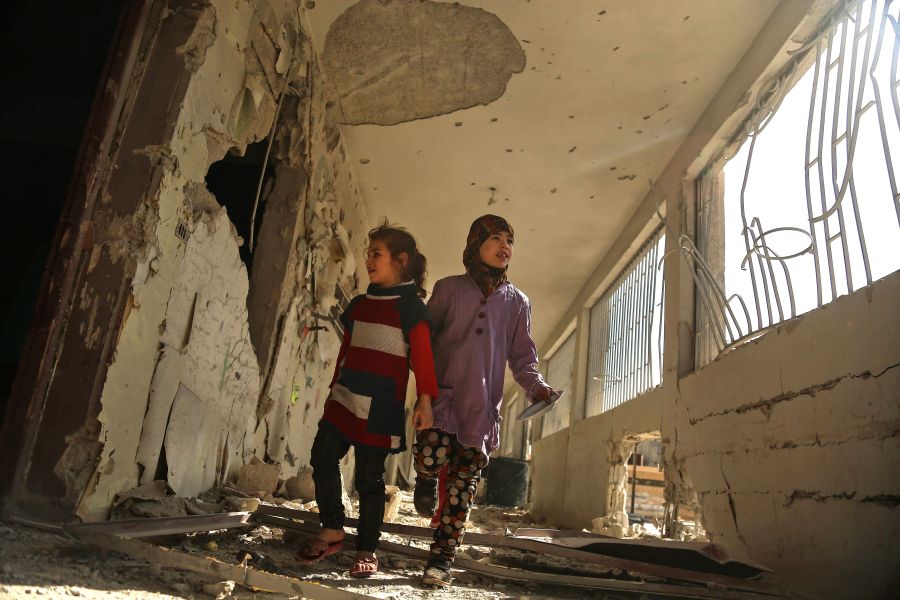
410, 214, 556, 587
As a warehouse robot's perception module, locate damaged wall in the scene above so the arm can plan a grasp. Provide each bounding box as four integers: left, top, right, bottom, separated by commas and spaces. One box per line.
529, 273, 899, 598
525, 3, 897, 597
49, 0, 370, 521
255, 55, 371, 484
670, 271, 900, 599
530, 387, 663, 530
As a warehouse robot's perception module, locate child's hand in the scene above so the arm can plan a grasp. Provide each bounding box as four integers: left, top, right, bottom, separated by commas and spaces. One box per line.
532, 385, 556, 404
412, 395, 433, 431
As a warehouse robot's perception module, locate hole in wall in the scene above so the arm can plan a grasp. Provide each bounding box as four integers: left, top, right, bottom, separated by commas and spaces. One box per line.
204, 140, 276, 274
625, 437, 666, 523
608, 432, 706, 540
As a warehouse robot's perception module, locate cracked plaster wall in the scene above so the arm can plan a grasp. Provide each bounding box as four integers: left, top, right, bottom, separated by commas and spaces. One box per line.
669, 270, 900, 599
255, 53, 370, 486
530, 272, 898, 598
530, 387, 664, 529
60, 0, 370, 521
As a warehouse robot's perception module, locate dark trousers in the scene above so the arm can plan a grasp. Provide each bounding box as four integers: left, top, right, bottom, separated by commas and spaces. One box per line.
309, 423, 389, 552
413, 428, 489, 565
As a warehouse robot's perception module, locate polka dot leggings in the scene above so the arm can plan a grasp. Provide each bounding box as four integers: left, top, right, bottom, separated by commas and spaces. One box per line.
413, 429, 488, 566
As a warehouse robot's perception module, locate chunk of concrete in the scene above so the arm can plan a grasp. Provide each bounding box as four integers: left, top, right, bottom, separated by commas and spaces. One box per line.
226, 496, 260, 512
592, 513, 629, 539
283, 468, 316, 501
235, 457, 281, 497
384, 485, 401, 523
201, 580, 235, 600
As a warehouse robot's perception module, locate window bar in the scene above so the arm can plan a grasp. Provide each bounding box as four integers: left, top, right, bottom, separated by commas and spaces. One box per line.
628, 253, 643, 401
830, 14, 856, 296
629, 252, 644, 402
624, 260, 638, 404
816, 30, 839, 304
870, 1, 900, 231
611, 264, 628, 409
602, 283, 620, 412
638, 242, 652, 392
738, 134, 767, 329
587, 298, 601, 416
643, 240, 658, 389
596, 294, 609, 414
601, 289, 614, 413
618, 267, 632, 407
614, 269, 630, 408
744, 218, 784, 323
657, 260, 666, 383
646, 237, 660, 391
610, 275, 624, 410
805, 36, 827, 308
586, 301, 596, 415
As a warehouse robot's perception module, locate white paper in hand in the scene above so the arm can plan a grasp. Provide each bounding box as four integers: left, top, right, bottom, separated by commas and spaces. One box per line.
516, 390, 565, 421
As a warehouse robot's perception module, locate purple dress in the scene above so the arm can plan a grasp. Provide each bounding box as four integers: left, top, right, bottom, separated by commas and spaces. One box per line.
426, 274, 547, 456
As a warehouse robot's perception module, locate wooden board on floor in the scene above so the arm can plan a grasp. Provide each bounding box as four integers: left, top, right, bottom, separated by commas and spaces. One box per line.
63, 525, 376, 600
254, 507, 786, 598
260, 513, 784, 600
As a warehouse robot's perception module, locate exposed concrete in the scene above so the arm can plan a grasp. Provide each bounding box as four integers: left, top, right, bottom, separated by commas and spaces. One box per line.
40, 0, 372, 521
670, 271, 900, 599
321, 0, 525, 126
530, 271, 899, 598
256, 49, 370, 485
530, 387, 663, 528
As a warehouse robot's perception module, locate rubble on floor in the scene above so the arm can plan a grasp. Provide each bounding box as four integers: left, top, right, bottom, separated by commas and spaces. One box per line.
2, 487, 784, 600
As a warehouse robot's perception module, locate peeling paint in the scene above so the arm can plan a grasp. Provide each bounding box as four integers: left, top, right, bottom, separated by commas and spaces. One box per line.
322, 0, 526, 126
60, 0, 370, 520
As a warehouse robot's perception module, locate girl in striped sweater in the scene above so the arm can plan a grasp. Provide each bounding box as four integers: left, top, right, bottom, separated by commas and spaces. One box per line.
297, 221, 438, 578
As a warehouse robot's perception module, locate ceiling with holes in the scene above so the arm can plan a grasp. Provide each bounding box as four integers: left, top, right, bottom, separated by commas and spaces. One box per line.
304, 0, 780, 349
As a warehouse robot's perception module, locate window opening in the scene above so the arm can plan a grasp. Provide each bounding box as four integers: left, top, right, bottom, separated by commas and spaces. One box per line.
694, 0, 900, 365
585, 226, 666, 416
540, 332, 576, 437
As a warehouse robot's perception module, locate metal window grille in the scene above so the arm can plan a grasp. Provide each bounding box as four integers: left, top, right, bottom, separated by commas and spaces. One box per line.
585, 227, 666, 416
694, 0, 900, 366
540, 332, 576, 437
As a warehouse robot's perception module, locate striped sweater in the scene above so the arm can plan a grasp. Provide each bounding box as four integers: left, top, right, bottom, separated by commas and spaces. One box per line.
321, 281, 439, 453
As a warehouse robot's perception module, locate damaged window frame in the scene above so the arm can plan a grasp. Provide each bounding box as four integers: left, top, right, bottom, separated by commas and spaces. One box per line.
692, 0, 900, 367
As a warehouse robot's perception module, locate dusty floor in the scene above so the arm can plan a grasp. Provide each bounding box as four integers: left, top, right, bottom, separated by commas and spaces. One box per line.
0, 493, 618, 600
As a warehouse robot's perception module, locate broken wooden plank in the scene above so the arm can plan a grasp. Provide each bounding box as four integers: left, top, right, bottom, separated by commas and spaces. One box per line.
65, 512, 253, 538
261, 514, 781, 600
253, 505, 783, 596
63, 525, 376, 600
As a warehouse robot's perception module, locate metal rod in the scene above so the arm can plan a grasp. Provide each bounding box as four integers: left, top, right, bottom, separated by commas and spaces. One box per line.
630, 442, 638, 515
805, 37, 827, 307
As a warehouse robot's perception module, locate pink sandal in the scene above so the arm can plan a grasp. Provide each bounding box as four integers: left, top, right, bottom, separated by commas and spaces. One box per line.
296, 537, 344, 564
349, 555, 378, 578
